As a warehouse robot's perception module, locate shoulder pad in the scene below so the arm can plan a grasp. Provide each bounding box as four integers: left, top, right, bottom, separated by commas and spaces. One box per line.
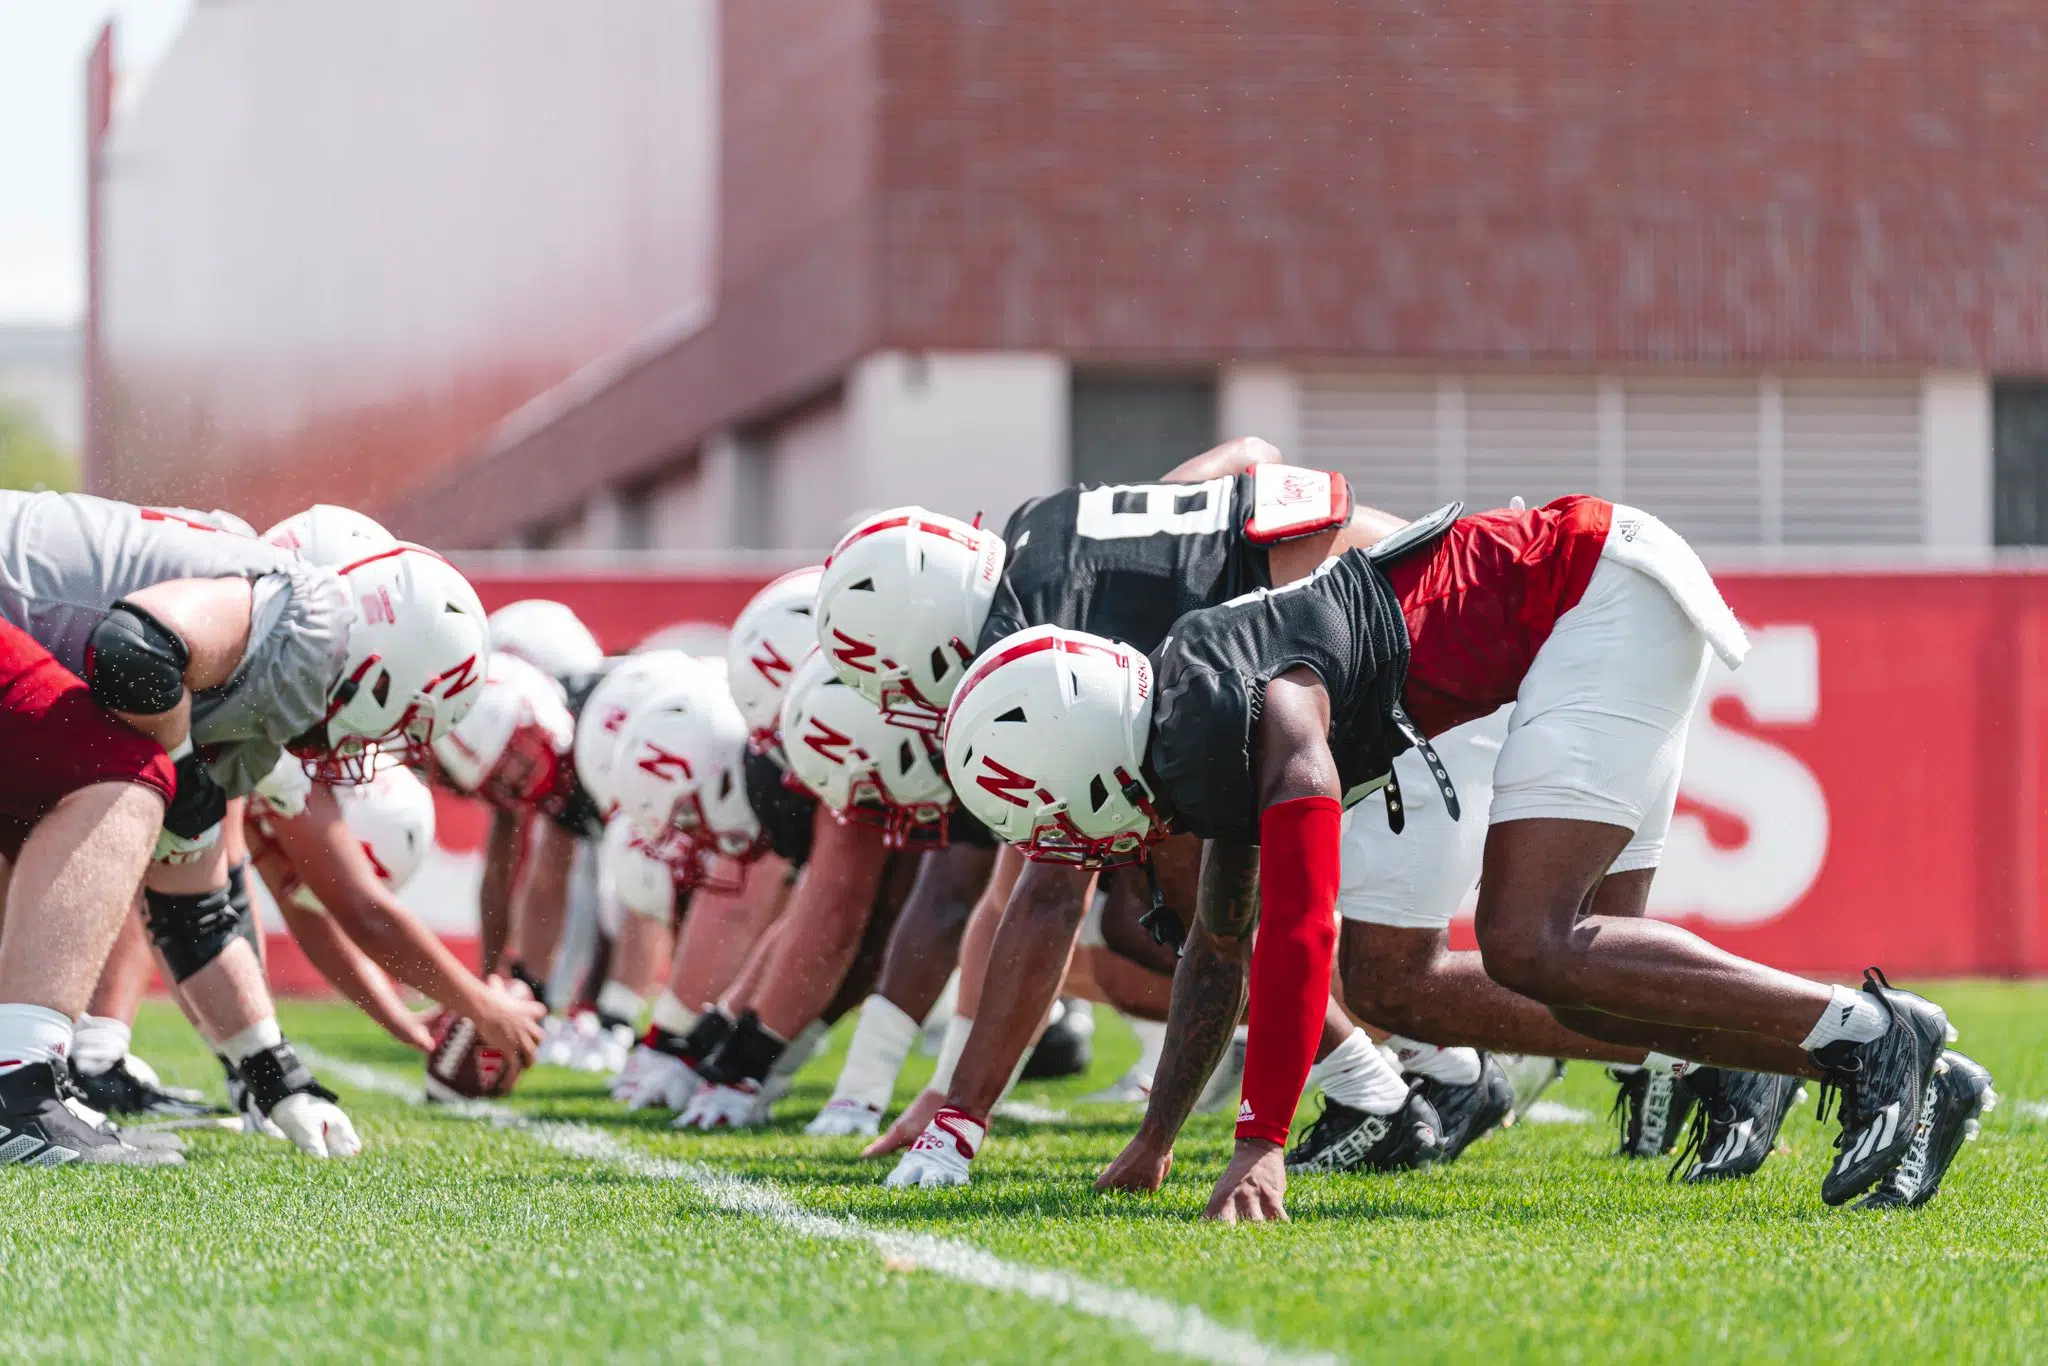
1242, 465, 1353, 545
1365, 501, 1464, 567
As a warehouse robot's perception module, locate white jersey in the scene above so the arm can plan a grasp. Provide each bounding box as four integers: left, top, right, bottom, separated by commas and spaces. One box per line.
0, 491, 350, 795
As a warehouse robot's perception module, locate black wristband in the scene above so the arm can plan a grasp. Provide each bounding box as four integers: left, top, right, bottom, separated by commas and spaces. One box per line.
698, 1010, 786, 1086
235, 1041, 336, 1116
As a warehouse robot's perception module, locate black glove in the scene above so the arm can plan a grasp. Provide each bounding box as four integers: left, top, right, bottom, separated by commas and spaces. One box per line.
163, 748, 229, 839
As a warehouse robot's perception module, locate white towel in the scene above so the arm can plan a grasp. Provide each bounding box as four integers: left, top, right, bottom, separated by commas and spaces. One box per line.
1602, 504, 1750, 670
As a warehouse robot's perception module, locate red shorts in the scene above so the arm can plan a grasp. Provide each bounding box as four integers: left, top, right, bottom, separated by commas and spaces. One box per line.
0, 618, 176, 861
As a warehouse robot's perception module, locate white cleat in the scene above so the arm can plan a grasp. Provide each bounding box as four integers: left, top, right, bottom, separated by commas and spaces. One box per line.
805, 1098, 883, 1137
623, 1051, 705, 1113
536, 1016, 578, 1069
676, 1081, 763, 1131
1193, 1036, 1247, 1115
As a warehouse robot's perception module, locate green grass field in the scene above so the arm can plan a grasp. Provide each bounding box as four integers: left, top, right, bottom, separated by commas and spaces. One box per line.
6, 984, 2048, 1364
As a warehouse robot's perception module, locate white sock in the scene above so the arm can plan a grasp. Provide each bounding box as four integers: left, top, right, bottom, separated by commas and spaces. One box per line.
1389, 1036, 1482, 1086
1127, 1017, 1168, 1081
928, 1015, 973, 1094
70, 1013, 133, 1077
831, 996, 921, 1111
219, 1017, 284, 1066
1308, 1027, 1410, 1114
595, 982, 646, 1025
649, 993, 699, 1036
1801, 984, 1887, 1051
0, 1004, 74, 1075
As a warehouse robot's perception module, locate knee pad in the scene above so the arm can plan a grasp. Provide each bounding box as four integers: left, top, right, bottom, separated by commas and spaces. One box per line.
85, 602, 190, 716
227, 861, 262, 959
142, 885, 246, 983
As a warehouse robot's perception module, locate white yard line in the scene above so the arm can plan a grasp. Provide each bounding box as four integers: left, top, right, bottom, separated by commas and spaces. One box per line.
1520, 1100, 1595, 1126
2019, 1100, 2048, 1124
302, 1049, 1338, 1366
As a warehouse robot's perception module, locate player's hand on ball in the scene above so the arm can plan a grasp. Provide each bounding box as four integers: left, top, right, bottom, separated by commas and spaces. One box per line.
474, 974, 547, 1064
1095, 1135, 1174, 1193
1204, 1140, 1287, 1223
272, 1093, 362, 1158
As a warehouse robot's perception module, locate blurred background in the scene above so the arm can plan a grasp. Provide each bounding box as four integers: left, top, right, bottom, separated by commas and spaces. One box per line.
6, 1, 2048, 976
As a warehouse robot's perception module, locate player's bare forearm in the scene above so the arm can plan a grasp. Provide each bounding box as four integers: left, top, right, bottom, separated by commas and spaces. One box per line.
479, 809, 519, 972
945, 861, 1089, 1116
1135, 922, 1248, 1148
1160, 436, 1282, 482
1133, 838, 1258, 1146
280, 899, 432, 1052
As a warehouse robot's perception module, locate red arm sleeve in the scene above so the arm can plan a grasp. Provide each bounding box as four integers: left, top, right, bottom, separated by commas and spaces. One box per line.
1236, 794, 1343, 1146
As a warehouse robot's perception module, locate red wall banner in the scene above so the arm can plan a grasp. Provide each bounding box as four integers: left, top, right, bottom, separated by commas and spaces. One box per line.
354, 565, 2045, 986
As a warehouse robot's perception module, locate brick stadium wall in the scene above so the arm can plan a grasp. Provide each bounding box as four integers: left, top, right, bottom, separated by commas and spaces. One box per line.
877, 0, 2048, 367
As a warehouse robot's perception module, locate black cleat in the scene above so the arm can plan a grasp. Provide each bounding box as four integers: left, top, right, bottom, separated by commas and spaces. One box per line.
1285, 1085, 1444, 1174
70, 1057, 227, 1119
0, 1062, 182, 1167
1671, 1068, 1804, 1183
1857, 1050, 1996, 1210
1020, 998, 1094, 1081
1415, 1053, 1516, 1163
1609, 1065, 1698, 1158
1813, 968, 1954, 1206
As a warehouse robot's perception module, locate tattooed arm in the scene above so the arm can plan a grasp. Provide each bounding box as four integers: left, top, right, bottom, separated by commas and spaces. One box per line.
1095, 838, 1259, 1192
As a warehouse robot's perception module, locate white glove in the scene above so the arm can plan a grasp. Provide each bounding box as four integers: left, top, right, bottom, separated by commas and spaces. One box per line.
271, 1092, 362, 1158
151, 823, 221, 865
253, 751, 313, 819
623, 1050, 704, 1112
883, 1107, 984, 1189
570, 1021, 634, 1075
675, 1081, 762, 1131
805, 1098, 883, 1137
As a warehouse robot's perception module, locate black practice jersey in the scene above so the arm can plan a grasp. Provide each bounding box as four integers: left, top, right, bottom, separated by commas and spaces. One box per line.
744, 747, 818, 867
1149, 550, 1414, 846
978, 475, 1269, 656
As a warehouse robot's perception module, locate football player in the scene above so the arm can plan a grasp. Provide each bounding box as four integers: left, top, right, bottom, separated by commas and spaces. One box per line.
944, 496, 1987, 1217
814, 441, 1454, 1174
0, 491, 492, 1156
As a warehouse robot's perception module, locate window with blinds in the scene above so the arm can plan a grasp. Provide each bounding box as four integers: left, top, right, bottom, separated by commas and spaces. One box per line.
1297, 371, 1924, 548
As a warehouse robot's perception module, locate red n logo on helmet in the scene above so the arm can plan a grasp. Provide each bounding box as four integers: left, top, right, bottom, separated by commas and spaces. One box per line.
802, 717, 855, 765
636, 744, 693, 781
428, 654, 482, 700
830, 629, 878, 675
751, 640, 794, 688
975, 756, 1037, 808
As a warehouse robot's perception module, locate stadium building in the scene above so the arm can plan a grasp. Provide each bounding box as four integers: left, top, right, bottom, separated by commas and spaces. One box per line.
89, 1, 2048, 555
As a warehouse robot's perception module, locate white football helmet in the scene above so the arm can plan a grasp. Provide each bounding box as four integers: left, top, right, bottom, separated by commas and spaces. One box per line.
570, 650, 705, 816
814, 508, 1005, 730
943, 625, 1162, 867
488, 599, 604, 680
610, 675, 758, 887
428, 651, 575, 811
779, 652, 954, 848
297, 544, 491, 782
262, 505, 396, 568
333, 763, 437, 891
598, 815, 675, 931
725, 567, 823, 751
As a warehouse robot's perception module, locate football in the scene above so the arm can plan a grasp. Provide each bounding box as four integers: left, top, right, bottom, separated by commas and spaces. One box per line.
423, 1007, 525, 1102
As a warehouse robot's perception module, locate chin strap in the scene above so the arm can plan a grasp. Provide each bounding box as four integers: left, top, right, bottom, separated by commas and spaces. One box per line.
1136, 857, 1186, 956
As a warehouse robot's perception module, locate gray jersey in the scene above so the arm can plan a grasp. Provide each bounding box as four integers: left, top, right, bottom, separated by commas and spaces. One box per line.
0, 491, 350, 795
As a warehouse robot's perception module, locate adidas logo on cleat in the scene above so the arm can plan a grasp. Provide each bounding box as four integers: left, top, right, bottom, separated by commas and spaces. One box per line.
1838, 1101, 1902, 1173
0, 1125, 80, 1167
